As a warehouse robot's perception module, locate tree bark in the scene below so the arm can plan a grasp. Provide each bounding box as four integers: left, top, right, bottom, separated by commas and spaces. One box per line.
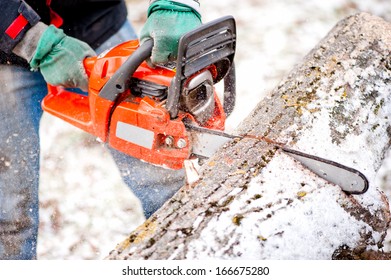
106, 13, 391, 260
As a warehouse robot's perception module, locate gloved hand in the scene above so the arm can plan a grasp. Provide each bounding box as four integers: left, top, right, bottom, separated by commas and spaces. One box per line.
30, 25, 96, 91
140, 0, 202, 66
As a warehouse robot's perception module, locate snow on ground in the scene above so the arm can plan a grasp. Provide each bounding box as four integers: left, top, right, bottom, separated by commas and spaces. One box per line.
37, 0, 391, 259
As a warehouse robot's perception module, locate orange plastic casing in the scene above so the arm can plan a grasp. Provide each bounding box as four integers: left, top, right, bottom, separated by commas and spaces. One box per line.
42, 40, 226, 169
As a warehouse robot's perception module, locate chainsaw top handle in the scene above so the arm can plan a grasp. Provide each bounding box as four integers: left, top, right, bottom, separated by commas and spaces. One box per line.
98, 16, 236, 118
98, 38, 154, 101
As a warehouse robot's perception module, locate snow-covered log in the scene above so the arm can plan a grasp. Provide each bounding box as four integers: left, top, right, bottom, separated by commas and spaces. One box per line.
106, 13, 391, 260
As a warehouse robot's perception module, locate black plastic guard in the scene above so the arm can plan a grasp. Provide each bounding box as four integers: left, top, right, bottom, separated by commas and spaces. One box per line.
167, 16, 237, 119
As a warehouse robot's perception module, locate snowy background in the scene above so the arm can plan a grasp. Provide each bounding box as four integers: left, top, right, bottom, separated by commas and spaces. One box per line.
37, 0, 391, 259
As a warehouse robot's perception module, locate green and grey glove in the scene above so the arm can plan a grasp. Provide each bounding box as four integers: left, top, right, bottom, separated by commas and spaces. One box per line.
13, 23, 95, 91
140, 0, 202, 66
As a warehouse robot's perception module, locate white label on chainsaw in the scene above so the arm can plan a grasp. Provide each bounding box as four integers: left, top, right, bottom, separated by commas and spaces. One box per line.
116, 122, 154, 150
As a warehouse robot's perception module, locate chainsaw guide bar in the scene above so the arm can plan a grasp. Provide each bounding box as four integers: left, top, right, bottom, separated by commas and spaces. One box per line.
185, 123, 369, 195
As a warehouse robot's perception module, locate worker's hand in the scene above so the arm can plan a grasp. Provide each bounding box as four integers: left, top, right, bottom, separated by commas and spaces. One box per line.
140, 0, 202, 66
29, 25, 96, 91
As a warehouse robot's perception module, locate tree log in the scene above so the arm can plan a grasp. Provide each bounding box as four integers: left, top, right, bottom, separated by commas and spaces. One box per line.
106, 13, 391, 260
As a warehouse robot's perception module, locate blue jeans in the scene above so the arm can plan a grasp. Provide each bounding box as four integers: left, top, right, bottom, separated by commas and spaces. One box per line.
0, 21, 184, 259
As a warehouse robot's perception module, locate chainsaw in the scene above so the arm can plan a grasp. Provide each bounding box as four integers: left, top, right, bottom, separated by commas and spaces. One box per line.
42, 16, 368, 195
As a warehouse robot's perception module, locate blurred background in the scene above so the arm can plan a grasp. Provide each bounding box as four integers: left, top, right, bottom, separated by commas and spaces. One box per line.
37, 0, 391, 259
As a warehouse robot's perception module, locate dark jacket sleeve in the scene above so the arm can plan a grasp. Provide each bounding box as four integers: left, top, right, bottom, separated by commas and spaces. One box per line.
52, 0, 122, 8
0, 0, 40, 53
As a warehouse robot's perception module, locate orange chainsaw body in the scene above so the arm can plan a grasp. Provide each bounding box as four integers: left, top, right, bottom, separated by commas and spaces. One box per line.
43, 40, 226, 169
42, 16, 236, 169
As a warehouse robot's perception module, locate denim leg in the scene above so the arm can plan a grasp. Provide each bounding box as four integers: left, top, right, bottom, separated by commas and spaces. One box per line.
0, 65, 46, 259
109, 148, 185, 218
